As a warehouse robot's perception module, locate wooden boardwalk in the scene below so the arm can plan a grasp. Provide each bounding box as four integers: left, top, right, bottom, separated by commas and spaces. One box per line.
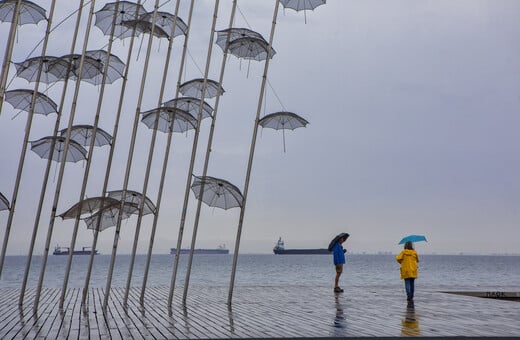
1, 285, 519, 339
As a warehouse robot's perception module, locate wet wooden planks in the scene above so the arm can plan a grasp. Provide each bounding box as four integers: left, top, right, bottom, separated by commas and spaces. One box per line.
1, 285, 520, 339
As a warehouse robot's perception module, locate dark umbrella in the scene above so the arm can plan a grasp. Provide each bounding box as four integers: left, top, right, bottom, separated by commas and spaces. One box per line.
4, 89, 58, 116
107, 189, 156, 215
190, 175, 243, 210
140, 107, 197, 133
258, 111, 309, 152
0, 192, 10, 211
163, 97, 214, 119
328, 233, 350, 251
226, 37, 276, 61
59, 196, 120, 219
139, 11, 187, 39
179, 78, 224, 99
0, 0, 46, 25
215, 27, 267, 51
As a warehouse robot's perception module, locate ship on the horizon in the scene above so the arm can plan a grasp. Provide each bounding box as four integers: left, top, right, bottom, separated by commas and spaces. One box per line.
170, 244, 229, 255
53, 245, 99, 255
273, 237, 329, 255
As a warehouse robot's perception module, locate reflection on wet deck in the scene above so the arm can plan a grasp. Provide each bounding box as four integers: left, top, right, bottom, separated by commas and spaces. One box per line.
1, 285, 519, 339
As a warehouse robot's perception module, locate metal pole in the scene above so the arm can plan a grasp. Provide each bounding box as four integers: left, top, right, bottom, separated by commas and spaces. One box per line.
167, 0, 220, 308
19, 0, 85, 306
34, 0, 97, 312
81, 1, 143, 307
0, 0, 22, 115
59, 0, 121, 309
182, 0, 237, 305
228, 0, 280, 306
103, 0, 161, 310
123, 0, 182, 306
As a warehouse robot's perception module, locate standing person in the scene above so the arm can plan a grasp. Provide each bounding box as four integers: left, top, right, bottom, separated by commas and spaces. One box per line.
396, 241, 419, 303
329, 232, 349, 293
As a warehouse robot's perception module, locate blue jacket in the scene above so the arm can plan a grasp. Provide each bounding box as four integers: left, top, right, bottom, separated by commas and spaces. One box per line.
333, 242, 345, 265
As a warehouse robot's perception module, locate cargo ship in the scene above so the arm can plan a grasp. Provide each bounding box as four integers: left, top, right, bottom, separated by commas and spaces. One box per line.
53, 245, 99, 255
273, 237, 329, 255
170, 244, 229, 255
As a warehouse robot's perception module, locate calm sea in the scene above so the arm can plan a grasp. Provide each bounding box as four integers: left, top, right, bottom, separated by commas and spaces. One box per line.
1, 254, 519, 291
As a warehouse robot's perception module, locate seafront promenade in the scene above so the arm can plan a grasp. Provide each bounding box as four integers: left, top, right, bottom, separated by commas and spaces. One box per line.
0, 285, 519, 339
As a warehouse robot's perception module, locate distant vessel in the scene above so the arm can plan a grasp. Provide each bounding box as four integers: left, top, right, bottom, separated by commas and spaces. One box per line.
273, 237, 329, 255
170, 244, 229, 255
53, 245, 99, 255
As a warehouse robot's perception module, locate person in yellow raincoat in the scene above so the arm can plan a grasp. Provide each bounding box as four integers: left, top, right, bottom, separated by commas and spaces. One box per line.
396, 241, 419, 303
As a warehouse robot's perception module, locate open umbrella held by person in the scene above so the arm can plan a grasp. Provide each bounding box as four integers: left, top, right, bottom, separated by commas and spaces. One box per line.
328, 233, 350, 293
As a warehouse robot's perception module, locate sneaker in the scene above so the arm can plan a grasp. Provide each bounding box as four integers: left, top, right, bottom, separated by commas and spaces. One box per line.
334, 287, 344, 293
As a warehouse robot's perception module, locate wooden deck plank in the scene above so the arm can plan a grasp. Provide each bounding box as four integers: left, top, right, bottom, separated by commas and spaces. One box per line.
0, 286, 519, 339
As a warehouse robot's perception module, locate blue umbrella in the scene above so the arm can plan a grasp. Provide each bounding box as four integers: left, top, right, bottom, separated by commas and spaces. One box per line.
398, 235, 427, 245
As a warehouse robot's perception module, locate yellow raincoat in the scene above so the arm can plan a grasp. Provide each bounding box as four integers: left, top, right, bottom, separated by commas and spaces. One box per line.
396, 249, 419, 279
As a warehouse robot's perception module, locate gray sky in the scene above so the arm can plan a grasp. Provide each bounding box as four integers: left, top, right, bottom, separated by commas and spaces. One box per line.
1, 0, 519, 256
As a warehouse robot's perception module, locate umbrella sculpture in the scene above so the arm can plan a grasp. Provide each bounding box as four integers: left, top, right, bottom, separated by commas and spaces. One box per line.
140, 107, 197, 133
59, 196, 120, 219
280, 0, 327, 24
139, 11, 187, 39
225, 37, 276, 61
0, 0, 46, 25
258, 111, 309, 152
84, 50, 126, 85
215, 27, 267, 51
163, 97, 214, 119
0, 192, 10, 211
14, 56, 68, 84
190, 175, 243, 210
94, 1, 146, 39
83, 201, 140, 232
60, 125, 112, 147
398, 235, 427, 245
107, 189, 156, 215
55, 54, 104, 83
120, 18, 169, 39
4, 89, 58, 115
30, 136, 87, 163
179, 78, 224, 99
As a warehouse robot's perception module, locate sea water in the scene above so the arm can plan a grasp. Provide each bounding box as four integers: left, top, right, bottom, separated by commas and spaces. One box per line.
1, 254, 519, 291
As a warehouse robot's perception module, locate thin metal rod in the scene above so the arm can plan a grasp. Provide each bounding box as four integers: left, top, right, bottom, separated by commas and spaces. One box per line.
103, 0, 161, 310
123, 0, 182, 305
19, 0, 85, 306
182, 0, 237, 305
167, 0, 220, 308
228, 0, 280, 306
59, 1, 121, 309
34, 0, 97, 312
0, 0, 22, 115
81, 0, 143, 307
139, 0, 188, 305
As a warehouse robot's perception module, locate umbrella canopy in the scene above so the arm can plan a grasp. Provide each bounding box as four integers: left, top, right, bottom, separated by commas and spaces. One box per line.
107, 189, 156, 215
60, 125, 112, 147
179, 78, 224, 99
84, 50, 126, 84
327, 232, 350, 251
120, 18, 169, 39
55, 54, 104, 83
59, 196, 120, 219
398, 235, 427, 245
94, 1, 146, 39
280, 0, 326, 11
83, 202, 139, 231
140, 107, 197, 133
4, 89, 58, 115
0, 192, 10, 211
191, 175, 243, 210
163, 97, 214, 119
215, 27, 267, 51
139, 11, 187, 38
30, 136, 88, 163
226, 37, 276, 61
0, 0, 46, 25
14, 56, 67, 84
258, 111, 309, 152
259, 111, 309, 130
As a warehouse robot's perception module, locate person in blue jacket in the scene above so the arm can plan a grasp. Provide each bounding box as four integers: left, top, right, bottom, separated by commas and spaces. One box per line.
331, 233, 349, 293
